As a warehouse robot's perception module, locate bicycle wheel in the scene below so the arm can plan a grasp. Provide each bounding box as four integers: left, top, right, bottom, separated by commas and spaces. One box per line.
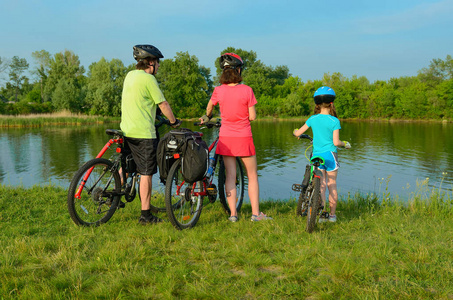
165, 160, 203, 230
306, 174, 322, 233
296, 165, 311, 216
67, 158, 121, 226
296, 189, 308, 217
218, 157, 245, 215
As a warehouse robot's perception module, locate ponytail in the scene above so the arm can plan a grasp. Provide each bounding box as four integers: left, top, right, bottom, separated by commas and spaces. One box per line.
314, 102, 337, 117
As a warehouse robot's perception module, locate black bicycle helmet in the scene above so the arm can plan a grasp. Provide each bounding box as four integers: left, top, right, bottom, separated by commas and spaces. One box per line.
219, 53, 244, 69
133, 44, 164, 61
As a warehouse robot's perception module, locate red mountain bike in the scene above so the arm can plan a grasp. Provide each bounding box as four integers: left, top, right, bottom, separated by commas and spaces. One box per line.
67, 116, 171, 226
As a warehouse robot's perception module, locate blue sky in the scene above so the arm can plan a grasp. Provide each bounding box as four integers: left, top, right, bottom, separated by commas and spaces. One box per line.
1, 0, 452, 83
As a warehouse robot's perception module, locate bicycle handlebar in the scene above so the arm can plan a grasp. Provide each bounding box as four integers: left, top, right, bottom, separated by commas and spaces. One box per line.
156, 115, 171, 128
297, 134, 313, 142
194, 119, 221, 129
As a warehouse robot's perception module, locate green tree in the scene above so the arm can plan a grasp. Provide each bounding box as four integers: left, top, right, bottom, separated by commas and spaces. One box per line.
44, 50, 85, 111
31, 50, 52, 102
0, 56, 9, 77
157, 52, 211, 118
368, 81, 395, 118
435, 78, 453, 118
8, 56, 29, 102
52, 78, 80, 111
418, 55, 453, 84
85, 58, 130, 116
393, 77, 429, 119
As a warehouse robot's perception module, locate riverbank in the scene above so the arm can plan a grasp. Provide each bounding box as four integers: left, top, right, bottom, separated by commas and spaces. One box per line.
1, 185, 452, 299
0, 111, 120, 127
1, 112, 452, 128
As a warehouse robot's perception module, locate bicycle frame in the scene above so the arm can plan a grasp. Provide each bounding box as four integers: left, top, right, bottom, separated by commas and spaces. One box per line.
74, 134, 124, 199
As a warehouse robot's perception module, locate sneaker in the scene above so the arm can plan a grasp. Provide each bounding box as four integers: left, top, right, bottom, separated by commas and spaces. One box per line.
251, 212, 273, 222
138, 214, 163, 225
318, 211, 330, 223
329, 215, 337, 223
228, 216, 238, 222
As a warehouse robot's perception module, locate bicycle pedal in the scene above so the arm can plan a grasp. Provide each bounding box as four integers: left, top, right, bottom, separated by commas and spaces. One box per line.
207, 184, 217, 195
292, 184, 302, 192
207, 184, 218, 203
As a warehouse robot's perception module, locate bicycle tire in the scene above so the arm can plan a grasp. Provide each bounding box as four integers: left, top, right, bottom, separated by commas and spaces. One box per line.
306, 174, 322, 233
296, 189, 308, 217
67, 158, 121, 226
218, 156, 245, 215
165, 160, 203, 230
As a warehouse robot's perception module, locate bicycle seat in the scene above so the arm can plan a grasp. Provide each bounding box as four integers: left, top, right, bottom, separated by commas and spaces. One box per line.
106, 129, 124, 137
310, 155, 325, 166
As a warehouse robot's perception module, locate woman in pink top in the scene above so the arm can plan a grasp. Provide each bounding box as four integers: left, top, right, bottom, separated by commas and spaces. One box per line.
200, 53, 272, 222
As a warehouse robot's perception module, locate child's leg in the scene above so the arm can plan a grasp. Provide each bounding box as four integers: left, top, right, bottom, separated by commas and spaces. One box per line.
240, 156, 260, 216
326, 170, 338, 215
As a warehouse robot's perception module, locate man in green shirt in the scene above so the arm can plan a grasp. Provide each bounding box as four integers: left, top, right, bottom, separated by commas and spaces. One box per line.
120, 44, 180, 224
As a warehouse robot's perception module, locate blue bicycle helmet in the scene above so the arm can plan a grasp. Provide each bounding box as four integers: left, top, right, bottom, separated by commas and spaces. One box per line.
314, 86, 336, 104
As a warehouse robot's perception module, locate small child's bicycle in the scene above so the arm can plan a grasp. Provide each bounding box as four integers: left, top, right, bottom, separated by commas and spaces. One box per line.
164, 119, 245, 230
292, 134, 326, 233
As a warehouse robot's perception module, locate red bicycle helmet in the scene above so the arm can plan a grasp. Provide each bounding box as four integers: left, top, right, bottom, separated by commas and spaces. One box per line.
219, 53, 243, 69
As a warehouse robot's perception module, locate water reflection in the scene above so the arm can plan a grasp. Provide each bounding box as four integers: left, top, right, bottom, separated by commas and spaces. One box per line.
0, 120, 452, 201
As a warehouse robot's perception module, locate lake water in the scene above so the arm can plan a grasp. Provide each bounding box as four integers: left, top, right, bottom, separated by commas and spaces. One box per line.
1, 120, 452, 201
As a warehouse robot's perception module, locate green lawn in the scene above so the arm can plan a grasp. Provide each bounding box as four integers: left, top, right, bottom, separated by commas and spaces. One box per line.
1, 184, 452, 299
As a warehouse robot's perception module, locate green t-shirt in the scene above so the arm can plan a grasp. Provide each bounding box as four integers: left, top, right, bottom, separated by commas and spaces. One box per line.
120, 70, 166, 139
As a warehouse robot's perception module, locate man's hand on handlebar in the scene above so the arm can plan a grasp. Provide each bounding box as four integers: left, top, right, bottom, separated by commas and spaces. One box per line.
170, 119, 182, 128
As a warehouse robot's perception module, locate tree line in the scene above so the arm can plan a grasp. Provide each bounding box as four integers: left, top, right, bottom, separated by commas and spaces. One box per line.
0, 48, 452, 120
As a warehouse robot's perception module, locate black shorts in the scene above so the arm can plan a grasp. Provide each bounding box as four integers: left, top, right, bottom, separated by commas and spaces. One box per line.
125, 137, 159, 176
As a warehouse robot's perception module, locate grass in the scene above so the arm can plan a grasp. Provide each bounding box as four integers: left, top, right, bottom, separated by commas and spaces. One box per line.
0, 111, 120, 127
0, 184, 452, 299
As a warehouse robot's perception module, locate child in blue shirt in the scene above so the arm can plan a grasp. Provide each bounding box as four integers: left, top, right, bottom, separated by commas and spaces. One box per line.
293, 86, 351, 222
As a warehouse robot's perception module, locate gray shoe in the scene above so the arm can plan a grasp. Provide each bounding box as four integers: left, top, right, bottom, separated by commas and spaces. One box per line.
251, 212, 273, 222
228, 216, 238, 222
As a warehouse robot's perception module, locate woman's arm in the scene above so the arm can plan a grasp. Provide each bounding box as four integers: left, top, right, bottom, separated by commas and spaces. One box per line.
248, 105, 256, 121
206, 100, 214, 117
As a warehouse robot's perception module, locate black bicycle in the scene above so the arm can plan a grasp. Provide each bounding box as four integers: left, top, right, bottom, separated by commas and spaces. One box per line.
292, 134, 326, 233
67, 116, 171, 226
164, 119, 245, 230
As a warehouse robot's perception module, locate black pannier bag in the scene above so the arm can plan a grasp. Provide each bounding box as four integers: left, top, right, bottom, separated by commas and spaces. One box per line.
157, 129, 208, 184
